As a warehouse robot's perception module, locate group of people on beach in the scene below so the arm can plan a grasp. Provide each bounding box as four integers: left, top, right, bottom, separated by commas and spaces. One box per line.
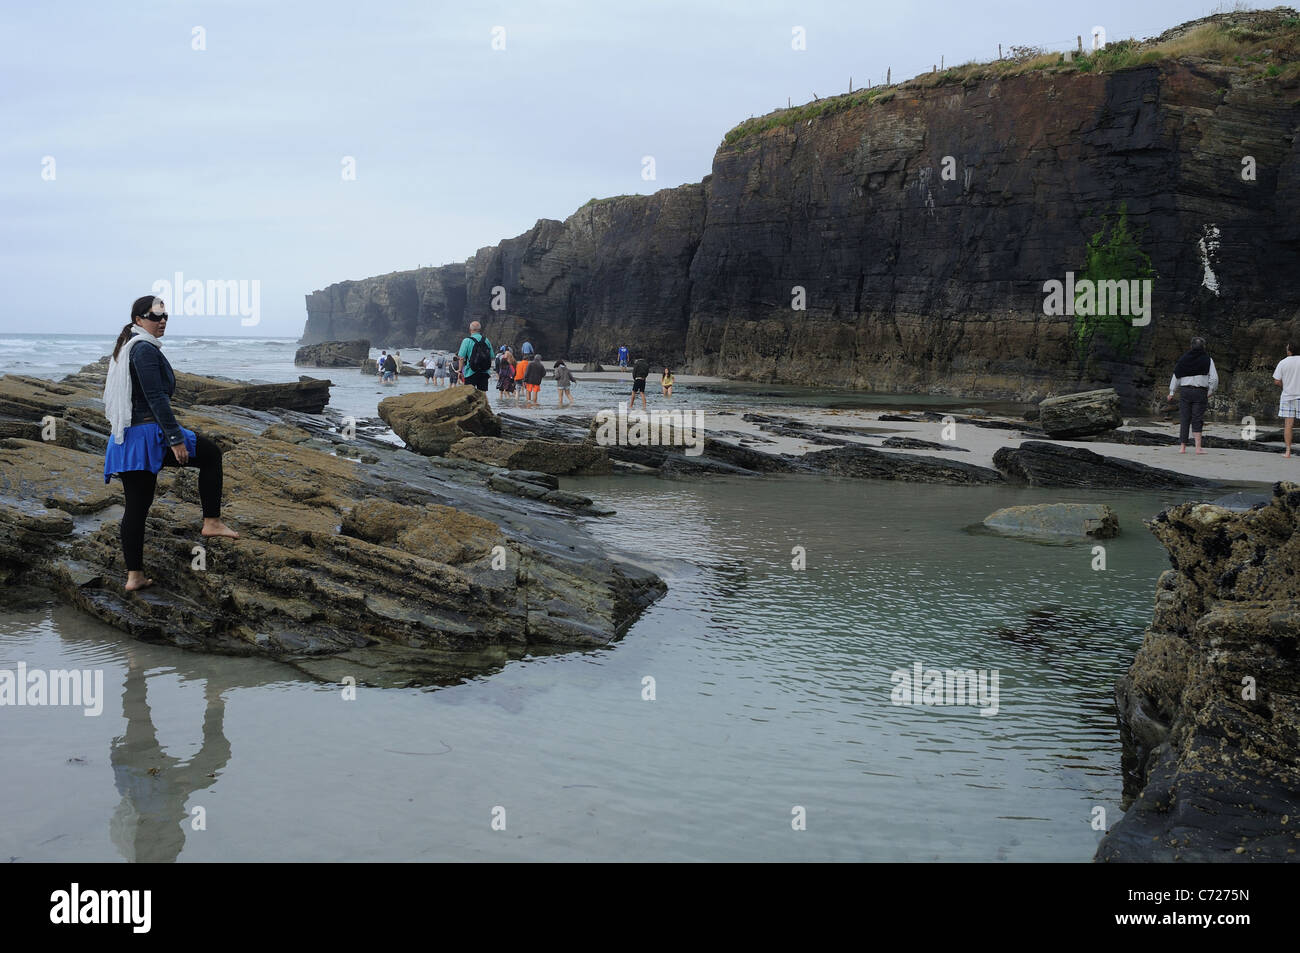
374, 324, 678, 411
1168, 336, 1300, 457
491, 342, 575, 409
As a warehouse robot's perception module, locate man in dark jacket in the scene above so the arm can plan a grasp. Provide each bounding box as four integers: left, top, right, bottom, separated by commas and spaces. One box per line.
523, 353, 546, 408
628, 356, 650, 411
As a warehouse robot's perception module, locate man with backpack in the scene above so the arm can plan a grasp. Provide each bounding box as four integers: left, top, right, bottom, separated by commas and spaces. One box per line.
456, 321, 494, 391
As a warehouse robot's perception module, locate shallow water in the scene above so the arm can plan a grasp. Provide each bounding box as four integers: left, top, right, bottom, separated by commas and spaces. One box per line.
0, 470, 1208, 862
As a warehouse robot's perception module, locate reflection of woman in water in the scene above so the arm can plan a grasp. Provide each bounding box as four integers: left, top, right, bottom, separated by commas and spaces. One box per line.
109, 650, 231, 863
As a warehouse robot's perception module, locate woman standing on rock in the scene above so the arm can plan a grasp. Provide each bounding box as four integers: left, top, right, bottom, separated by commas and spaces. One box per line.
1167, 336, 1218, 454
103, 296, 238, 592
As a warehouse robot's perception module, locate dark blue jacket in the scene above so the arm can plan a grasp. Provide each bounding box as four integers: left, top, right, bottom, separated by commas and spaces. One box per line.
128, 343, 185, 446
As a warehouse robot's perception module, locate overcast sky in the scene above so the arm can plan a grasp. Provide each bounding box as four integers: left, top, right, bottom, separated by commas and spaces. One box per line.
1, 0, 1218, 337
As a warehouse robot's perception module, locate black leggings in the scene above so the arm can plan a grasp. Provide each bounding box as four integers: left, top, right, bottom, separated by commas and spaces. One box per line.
119, 435, 223, 572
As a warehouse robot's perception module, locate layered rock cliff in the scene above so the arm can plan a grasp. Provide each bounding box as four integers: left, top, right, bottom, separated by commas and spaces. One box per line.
303, 10, 1300, 411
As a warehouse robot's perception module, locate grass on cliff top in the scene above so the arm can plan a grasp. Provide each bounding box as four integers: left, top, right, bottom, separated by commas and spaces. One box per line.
722, 11, 1300, 145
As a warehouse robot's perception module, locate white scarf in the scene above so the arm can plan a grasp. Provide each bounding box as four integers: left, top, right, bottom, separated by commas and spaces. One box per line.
103, 326, 162, 444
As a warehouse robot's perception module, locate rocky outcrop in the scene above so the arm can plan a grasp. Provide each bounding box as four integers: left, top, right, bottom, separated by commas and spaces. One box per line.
1096, 483, 1300, 861
60, 359, 333, 417
983, 503, 1119, 539
0, 370, 666, 684
1039, 389, 1123, 438
294, 339, 370, 367
993, 441, 1219, 488
377, 388, 501, 455
303, 11, 1300, 412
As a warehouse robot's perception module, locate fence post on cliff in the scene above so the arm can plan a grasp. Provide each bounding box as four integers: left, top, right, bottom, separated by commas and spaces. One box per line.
887, 67, 891, 84
1078, 35, 1083, 52
998, 43, 1002, 59
849, 76, 853, 92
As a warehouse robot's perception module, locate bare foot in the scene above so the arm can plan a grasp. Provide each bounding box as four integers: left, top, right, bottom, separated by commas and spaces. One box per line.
1195, 449, 1207, 455
1285, 451, 1292, 458
124, 575, 154, 592
1179, 446, 1186, 454
201, 519, 240, 539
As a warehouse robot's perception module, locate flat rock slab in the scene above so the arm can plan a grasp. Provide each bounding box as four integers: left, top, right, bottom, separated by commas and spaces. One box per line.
983, 503, 1119, 539
450, 436, 610, 475
881, 435, 969, 452
801, 444, 1003, 484
994, 441, 1219, 489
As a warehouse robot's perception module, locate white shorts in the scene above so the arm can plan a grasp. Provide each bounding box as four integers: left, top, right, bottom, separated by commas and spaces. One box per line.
1280, 398, 1300, 419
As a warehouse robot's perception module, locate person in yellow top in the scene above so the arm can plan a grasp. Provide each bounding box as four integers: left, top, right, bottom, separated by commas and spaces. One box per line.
661, 367, 675, 397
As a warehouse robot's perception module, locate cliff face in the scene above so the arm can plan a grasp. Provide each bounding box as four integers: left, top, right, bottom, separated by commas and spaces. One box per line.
303, 21, 1300, 409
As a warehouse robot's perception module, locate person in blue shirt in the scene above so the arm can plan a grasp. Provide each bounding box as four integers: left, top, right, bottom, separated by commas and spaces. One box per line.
455, 320, 494, 391
617, 345, 629, 368
103, 296, 239, 592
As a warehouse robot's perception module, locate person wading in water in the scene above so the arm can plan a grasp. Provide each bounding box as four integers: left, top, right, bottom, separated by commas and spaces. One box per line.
103, 295, 239, 592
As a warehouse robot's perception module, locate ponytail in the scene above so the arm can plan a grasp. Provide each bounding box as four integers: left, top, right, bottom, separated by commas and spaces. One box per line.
112, 322, 137, 361
114, 294, 157, 360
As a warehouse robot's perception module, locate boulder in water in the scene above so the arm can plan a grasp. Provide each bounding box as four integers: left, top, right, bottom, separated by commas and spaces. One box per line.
983, 503, 1119, 539
295, 339, 370, 367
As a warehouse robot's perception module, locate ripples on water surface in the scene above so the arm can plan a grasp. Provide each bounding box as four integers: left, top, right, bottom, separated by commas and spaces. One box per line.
0, 462, 1209, 862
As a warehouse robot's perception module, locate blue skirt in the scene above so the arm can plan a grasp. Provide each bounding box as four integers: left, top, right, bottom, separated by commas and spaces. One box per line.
104, 423, 198, 484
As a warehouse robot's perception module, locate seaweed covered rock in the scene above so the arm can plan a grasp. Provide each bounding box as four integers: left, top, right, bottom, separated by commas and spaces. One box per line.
1096, 483, 1300, 861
